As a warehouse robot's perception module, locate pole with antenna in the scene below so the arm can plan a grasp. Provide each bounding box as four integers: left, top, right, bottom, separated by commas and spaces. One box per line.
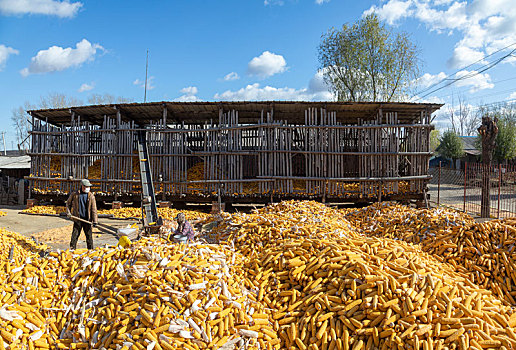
1, 132, 6, 156
144, 50, 149, 103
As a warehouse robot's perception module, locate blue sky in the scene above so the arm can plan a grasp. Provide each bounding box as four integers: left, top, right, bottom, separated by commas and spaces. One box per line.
1, 0, 516, 147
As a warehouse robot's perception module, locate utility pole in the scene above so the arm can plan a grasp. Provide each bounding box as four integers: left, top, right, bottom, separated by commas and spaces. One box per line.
1, 132, 6, 156
144, 50, 149, 103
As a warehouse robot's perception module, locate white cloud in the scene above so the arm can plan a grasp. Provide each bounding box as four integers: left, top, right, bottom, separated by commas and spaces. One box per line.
363, 0, 413, 25
247, 51, 288, 78
509, 91, 516, 100
409, 94, 446, 104
447, 45, 486, 68
454, 70, 494, 93
264, 0, 284, 5
214, 71, 334, 101
308, 69, 330, 93
0, 44, 18, 71
20, 39, 103, 77
363, 0, 516, 69
180, 86, 198, 95
223, 72, 240, 81
133, 76, 155, 90
315, 0, 330, 4
414, 72, 448, 89
0, 0, 82, 18
173, 86, 201, 102
78, 82, 94, 92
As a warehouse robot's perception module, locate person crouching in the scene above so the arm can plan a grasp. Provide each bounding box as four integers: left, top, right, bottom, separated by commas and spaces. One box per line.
170, 212, 195, 243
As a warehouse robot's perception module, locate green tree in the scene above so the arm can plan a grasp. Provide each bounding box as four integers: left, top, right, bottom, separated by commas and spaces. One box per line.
430, 129, 440, 153
318, 13, 421, 102
493, 116, 516, 163
438, 130, 464, 166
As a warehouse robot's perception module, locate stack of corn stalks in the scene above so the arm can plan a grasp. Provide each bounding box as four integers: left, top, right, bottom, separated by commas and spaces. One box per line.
0, 239, 277, 349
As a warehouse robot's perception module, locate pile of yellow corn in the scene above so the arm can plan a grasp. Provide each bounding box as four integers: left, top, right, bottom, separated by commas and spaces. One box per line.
342, 202, 475, 244
0, 238, 277, 349
0, 211, 6, 217
343, 203, 516, 305
22, 205, 67, 216
211, 201, 516, 349
0, 228, 47, 261
97, 207, 212, 222
22, 205, 211, 222
241, 236, 516, 349
212, 201, 354, 255
4, 200, 516, 349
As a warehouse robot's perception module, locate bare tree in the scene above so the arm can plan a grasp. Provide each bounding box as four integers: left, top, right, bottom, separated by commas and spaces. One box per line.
87, 93, 133, 105
447, 95, 477, 136
12, 92, 132, 150
38, 92, 83, 109
11, 102, 35, 151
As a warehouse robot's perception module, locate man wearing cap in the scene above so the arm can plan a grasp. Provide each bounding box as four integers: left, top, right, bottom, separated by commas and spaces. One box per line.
65, 179, 98, 250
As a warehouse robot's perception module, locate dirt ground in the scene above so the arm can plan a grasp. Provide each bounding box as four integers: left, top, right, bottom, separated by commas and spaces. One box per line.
0, 205, 141, 251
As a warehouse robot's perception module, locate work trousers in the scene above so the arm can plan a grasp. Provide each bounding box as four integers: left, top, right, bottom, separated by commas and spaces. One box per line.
70, 221, 93, 250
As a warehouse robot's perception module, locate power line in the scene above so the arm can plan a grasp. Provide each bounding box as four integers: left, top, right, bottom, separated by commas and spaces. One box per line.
430, 75, 516, 100
412, 42, 516, 100
415, 48, 516, 101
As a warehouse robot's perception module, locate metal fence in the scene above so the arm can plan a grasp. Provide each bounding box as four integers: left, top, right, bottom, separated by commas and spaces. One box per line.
428, 162, 516, 218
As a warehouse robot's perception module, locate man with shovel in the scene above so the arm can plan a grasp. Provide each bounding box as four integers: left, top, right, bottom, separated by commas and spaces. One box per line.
65, 179, 98, 250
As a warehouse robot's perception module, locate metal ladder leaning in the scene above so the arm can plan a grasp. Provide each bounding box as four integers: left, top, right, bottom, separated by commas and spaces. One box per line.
136, 130, 162, 235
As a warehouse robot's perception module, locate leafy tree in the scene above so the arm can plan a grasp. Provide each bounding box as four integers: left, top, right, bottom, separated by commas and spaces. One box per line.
438, 130, 464, 166
430, 129, 440, 153
493, 116, 516, 163
318, 13, 421, 102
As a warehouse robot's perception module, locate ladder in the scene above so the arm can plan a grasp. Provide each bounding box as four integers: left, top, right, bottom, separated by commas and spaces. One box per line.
136, 130, 162, 235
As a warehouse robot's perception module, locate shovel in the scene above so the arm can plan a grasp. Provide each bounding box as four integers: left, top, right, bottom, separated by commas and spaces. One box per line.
67, 215, 118, 235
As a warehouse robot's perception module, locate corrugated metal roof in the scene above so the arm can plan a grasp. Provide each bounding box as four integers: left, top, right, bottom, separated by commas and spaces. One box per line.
28, 101, 443, 126
459, 136, 479, 151
0, 155, 31, 169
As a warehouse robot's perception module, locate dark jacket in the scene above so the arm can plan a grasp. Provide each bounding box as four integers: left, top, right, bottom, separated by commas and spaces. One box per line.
66, 191, 98, 224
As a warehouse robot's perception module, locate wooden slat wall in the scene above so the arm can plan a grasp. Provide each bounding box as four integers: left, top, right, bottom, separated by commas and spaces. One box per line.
29, 107, 433, 201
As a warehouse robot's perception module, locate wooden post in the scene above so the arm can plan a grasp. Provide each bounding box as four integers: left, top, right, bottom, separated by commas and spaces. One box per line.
498, 164, 501, 219
438, 161, 441, 206
18, 179, 25, 205
478, 116, 498, 218
463, 162, 467, 212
